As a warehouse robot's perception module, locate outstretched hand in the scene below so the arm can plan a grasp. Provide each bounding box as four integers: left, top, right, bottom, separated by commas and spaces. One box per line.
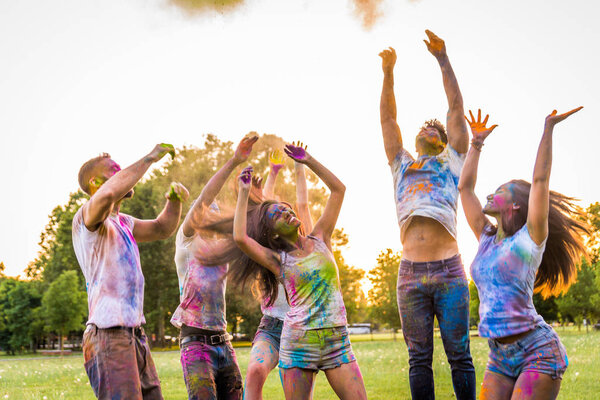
165, 182, 189, 202
148, 143, 176, 162
238, 166, 253, 190
378, 47, 397, 72
233, 134, 259, 164
284, 141, 311, 164
545, 107, 583, 128
269, 149, 285, 173
466, 109, 498, 143
423, 29, 446, 59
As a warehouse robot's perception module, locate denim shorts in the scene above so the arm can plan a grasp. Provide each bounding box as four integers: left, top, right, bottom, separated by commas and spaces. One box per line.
487, 323, 568, 380
253, 315, 284, 352
278, 325, 356, 371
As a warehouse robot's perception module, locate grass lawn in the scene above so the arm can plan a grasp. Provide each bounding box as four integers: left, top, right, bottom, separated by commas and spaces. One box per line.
0, 328, 598, 399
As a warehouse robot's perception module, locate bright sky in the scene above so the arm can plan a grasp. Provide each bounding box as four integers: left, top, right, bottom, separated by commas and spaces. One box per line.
1, 0, 599, 279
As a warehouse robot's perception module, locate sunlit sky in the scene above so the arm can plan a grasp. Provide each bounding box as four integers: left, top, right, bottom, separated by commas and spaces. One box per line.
1, 0, 599, 279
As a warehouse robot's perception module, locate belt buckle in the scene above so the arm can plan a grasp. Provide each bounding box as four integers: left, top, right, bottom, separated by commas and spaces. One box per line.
210, 335, 221, 345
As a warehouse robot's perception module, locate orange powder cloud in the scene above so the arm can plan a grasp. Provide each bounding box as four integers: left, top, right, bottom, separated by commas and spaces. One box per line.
351, 0, 384, 30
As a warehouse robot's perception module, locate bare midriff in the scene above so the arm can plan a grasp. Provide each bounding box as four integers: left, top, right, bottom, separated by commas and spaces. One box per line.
401, 216, 459, 262
495, 329, 535, 344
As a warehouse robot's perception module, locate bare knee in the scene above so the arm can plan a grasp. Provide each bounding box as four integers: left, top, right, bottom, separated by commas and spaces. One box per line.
246, 362, 271, 384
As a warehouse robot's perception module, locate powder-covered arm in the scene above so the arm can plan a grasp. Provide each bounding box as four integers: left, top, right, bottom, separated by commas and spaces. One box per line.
83, 143, 175, 231
527, 107, 583, 245
424, 30, 469, 154
379, 46, 404, 164
233, 167, 282, 276
458, 110, 497, 240
284, 143, 344, 251
181, 135, 258, 237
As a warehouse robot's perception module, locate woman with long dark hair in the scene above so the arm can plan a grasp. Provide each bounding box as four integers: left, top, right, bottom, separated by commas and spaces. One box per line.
458, 108, 588, 399
244, 148, 314, 400
231, 143, 367, 400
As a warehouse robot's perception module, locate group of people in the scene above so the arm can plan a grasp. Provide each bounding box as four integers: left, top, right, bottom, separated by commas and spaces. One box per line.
72, 30, 588, 400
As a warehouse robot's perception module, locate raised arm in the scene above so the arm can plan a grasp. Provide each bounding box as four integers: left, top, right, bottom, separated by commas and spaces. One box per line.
181, 135, 258, 237
295, 161, 314, 234
263, 149, 284, 200
379, 47, 403, 164
284, 144, 344, 250
424, 30, 469, 153
458, 110, 498, 240
133, 182, 189, 242
233, 167, 282, 276
82, 143, 174, 231
527, 107, 583, 244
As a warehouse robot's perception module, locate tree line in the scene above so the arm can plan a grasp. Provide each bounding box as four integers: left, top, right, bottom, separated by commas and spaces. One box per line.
1, 134, 599, 354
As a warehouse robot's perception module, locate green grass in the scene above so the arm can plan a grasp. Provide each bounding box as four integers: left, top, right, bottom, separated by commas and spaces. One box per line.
0, 328, 598, 399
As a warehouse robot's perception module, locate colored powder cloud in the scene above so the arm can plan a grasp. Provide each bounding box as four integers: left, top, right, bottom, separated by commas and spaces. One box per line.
167, 0, 246, 16
351, 0, 384, 30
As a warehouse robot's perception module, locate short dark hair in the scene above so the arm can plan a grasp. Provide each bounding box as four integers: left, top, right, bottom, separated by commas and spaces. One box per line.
422, 119, 447, 144
78, 153, 111, 195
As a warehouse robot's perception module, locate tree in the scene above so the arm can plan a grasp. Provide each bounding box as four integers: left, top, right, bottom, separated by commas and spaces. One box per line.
0, 278, 18, 354
26, 191, 87, 285
556, 259, 599, 330
468, 280, 479, 329
226, 284, 262, 337
42, 271, 87, 350
368, 249, 402, 330
4, 280, 43, 352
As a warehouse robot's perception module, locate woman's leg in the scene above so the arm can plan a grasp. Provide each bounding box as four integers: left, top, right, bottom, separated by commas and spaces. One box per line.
280, 367, 316, 400
479, 370, 515, 400
324, 361, 367, 400
511, 371, 560, 400
244, 338, 280, 400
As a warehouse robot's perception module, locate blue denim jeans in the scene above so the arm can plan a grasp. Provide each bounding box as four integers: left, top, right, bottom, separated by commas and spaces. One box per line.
180, 340, 243, 400
397, 254, 476, 400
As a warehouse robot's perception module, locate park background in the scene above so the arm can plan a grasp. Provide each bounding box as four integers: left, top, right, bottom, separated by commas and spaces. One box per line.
1, 0, 600, 398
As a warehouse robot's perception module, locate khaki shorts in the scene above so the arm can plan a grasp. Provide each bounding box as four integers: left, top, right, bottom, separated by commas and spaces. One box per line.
83, 325, 163, 400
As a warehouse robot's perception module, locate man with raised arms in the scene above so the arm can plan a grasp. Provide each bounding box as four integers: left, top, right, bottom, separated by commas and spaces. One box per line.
72, 144, 188, 400
379, 30, 475, 400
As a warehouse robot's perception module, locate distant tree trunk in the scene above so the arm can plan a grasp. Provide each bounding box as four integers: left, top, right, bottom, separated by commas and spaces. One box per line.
157, 300, 165, 348
59, 330, 64, 352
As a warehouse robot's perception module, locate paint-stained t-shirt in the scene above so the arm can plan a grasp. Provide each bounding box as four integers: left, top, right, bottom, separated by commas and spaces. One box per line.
280, 236, 347, 330
470, 225, 546, 339
72, 208, 145, 328
171, 226, 228, 331
390, 145, 465, 241
261, 283, 289, 321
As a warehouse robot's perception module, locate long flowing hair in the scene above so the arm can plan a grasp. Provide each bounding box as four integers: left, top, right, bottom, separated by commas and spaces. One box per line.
197, 200, 299, 307
485, 179, 590, 298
